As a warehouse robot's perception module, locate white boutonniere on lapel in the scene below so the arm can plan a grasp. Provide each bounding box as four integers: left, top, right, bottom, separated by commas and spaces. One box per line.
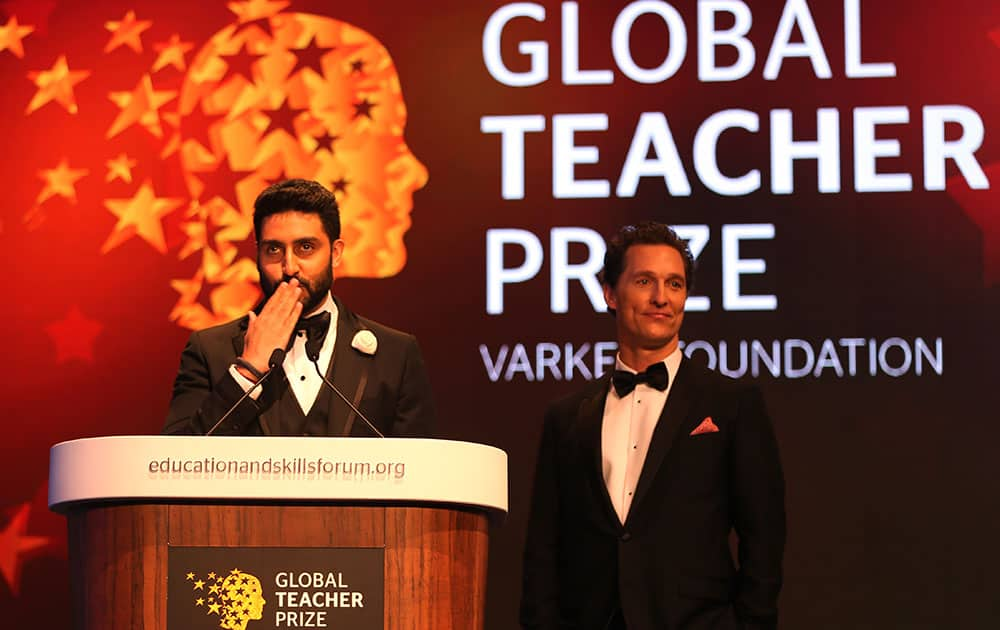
351, 330, 378, 355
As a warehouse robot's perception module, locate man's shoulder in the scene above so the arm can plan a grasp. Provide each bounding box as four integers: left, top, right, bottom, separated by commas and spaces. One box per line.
545, 377, 608, 416
186, 315, 247, 347
680, 357, 761, 399
355, 315, 413, 338
352, 312, 418, 345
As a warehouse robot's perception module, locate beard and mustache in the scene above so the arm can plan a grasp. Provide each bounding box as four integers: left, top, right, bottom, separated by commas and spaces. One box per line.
259, 257, 334, 317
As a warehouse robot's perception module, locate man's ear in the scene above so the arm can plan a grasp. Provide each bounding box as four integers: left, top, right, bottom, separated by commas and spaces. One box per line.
331, 239, 345, 268
603, 283, 617, 311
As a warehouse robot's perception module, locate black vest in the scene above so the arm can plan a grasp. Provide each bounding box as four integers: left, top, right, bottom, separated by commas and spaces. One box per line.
273, 373, 336, 436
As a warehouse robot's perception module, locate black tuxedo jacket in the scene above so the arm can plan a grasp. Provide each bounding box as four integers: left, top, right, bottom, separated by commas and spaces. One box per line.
521, 358, 785, 630
162, 298, 435, 437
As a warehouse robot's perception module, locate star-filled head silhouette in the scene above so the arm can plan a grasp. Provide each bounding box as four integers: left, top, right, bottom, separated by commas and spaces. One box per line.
188, 568, 265, 630
14, 0, 428, 332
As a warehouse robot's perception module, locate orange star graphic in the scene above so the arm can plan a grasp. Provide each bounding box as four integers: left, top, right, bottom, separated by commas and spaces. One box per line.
152, 33, 194, 72
228, 0, 289, 23
25, 55, 90, 115
170, 271, 212, 329
0, 1, 55, 36
101, 180, 183, 253
36, 158, 88, 204
103, 10, 152, 54
92, 9, 427, 329
44, 306, 102, 364
178, 216, 208, 260
105, 153, 137, 183
171, 271, 204, 304
179, 197, 253, 261
0, 503, 52, 596
106, 74, 177, 139
159, 110, 184, 159
170, 259, 259, 330
0, 15, 33, 58
202, 241, 243, 281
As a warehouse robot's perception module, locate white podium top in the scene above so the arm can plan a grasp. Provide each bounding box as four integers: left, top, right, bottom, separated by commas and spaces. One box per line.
48, 436, 508, 514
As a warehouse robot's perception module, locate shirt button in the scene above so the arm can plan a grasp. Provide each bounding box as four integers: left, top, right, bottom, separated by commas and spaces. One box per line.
300, 375, 306, 381
620, 532, 632, 542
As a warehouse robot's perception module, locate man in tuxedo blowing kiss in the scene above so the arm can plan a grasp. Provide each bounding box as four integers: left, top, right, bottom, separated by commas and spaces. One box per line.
520, 222, 785, 629
163, 179, 435, 437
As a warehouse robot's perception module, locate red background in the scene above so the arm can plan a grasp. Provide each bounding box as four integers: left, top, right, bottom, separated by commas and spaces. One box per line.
1, 1, 998, 628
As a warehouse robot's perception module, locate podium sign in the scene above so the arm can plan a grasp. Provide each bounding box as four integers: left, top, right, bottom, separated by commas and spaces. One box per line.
49, 437, 507, 630
167, 547, 384, 630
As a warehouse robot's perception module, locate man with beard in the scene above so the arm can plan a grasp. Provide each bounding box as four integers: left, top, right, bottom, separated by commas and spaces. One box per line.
163, 179, 435, 437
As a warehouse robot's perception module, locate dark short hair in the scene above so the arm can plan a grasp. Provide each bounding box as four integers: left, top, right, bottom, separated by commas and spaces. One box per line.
601, 221, 696, 290
253, 179, 340, 243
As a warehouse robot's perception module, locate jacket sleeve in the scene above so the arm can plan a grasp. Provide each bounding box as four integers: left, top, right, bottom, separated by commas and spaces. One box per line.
386, 335, 437, 437
730, 384, 786, 630
520, 405, 563, 630
162, 331, 262, 435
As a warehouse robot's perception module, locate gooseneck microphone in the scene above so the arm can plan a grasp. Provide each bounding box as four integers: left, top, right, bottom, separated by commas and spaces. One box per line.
307, 345, 385, 438
205, 348, 286, 436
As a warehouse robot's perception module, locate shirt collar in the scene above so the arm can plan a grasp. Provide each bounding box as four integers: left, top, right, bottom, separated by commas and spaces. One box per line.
615, 346, 682, 379
304, 292, 336, 319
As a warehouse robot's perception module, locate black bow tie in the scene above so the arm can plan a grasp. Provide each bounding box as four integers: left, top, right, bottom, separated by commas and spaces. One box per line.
297, 311, 331, 349
611, 362, 669, 397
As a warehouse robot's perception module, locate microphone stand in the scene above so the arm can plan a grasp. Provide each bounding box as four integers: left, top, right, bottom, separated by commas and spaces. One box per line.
205, 348, 286, 436
309, 357, 385, 438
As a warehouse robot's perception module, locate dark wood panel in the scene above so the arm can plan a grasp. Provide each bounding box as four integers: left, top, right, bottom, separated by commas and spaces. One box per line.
68, 504, 167, 630
385, 506, 490, 630
167, 503, 385, 547
67, 502, 490, 630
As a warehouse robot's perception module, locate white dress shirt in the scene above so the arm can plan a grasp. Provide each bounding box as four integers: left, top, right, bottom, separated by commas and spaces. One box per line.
601, 348, 683, 524
230, 294, 338, 414
283, 295, 337, 414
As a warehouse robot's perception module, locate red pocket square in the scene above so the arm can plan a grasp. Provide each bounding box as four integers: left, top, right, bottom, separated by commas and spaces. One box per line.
690, 416, 719, 435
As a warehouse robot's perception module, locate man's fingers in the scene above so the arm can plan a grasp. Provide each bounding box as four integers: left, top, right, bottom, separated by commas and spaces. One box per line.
265, 281, 302, 336
243, 279, 309, 370
259, 280, 302, 320
271, 295, 300, 337
288, 300, 304, 326
273, 285, 302, 329
274, 279, 302, 312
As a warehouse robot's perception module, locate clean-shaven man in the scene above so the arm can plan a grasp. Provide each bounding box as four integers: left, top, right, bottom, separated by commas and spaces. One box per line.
521, 222, 785, 629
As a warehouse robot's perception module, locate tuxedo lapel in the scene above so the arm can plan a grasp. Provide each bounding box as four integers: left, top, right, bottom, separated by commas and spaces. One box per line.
325, 299, 372, 436
626, 358, 699, 521
578, 377, 622, 532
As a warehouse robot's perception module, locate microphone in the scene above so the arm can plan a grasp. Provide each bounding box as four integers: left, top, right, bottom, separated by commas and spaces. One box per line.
307, 348, 385, 438
305, 333, 324, 365
205, 348, 286, 436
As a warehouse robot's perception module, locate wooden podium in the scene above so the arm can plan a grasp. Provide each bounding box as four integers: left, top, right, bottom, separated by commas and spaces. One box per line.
49, 436, 508, 630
